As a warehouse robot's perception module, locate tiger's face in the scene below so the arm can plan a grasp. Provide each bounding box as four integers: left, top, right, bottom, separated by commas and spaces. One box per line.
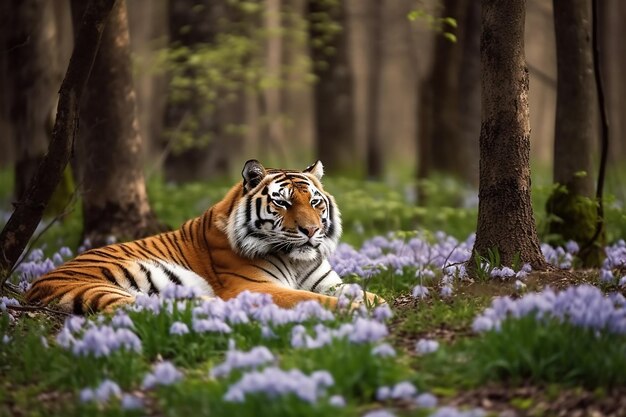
227, 160, 341, 262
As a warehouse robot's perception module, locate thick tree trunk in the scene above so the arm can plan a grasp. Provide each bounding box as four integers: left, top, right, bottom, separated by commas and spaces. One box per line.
71, 0, 163, 247
309, 0, 356, 175
547, 0, 603, 266
6, 0, 58, 201
365, 0, 383, 179
0, 0, 116, 287
470, 0, 548, 270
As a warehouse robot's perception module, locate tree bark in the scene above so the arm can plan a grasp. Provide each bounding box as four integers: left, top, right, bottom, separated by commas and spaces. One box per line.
470, 0, 548, 270
309, 0, 356, 175
456, 0, 481, 187
71, 0, 163, 247
547, 0, 603, 266
365, 0, 383, 179
429, 0, 468, 176
418, 0, 479, 192
0, 0, 116, 287
161, 0, 235, 182
6, 0, 59, 201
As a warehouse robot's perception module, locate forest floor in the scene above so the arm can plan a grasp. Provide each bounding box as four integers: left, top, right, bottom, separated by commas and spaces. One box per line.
1, 175, 626, 417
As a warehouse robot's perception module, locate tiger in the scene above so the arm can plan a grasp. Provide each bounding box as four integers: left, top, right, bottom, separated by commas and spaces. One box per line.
25, 160, 384, 314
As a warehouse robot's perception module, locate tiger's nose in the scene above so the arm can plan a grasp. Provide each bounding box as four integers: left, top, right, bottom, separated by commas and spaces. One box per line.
299, 226, 319, 238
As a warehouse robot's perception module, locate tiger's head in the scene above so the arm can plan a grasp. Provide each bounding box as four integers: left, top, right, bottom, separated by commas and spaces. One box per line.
226, 159, 342, 262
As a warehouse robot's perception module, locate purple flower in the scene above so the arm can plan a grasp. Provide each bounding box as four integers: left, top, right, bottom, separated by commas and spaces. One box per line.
223, 367, 333, 404
170, 321, 190, 335
121, 394, 143, 410
412, 285, 429, 299
514, 280, 527, 291
472, 316, 494, 333
415, 392, 438, 408
80, 379, 121, 404
70, 325, 142, 357
210, 346, 275, 378
372, 304, 393, 322
329, 395, 346, 407
376, 386, 391, 401
372, 343, 396, 357
111, 312, 134, 328
142, 361, 183, 389
565, 240, 580, 254
59, 246, 73, 258
599, 269, 614, 283
473, 285, 626, 335
620, 276, 626, 288
390, 381, 417, 399
440, 285, 453, 298
192, 318, 232, 334
415, 339, 439, 355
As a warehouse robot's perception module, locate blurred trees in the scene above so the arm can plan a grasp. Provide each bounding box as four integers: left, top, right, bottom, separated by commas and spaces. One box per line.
71, 0, 163, 247
309, 0, 355, 175
161, 0, 237, 182
471, 0, 547, 269
546, 0, 603, 267
4, 0, 59, 200
418, 0, 479, 188
1, 0, 117, 283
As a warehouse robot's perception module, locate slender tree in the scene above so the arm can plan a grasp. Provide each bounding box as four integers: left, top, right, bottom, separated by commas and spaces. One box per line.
417, 0, 479, 200
5, 0, 58, 200
0, 0, 116, 288
71, 0, 163, 247
161, 0, 233, 182
309, 0, 356, 175
546, 0, 603, 266
365, 0, 383, 179
470, 0, 548, 270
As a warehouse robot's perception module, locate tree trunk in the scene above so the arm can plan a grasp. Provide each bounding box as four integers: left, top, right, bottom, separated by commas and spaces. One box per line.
161, 0, 234, 182
599, 0, 626, 163
456, 0, 481, 187
418, 0, 479, 192
470, 0, 548, 270
71, 0, 164, 247
0, 0, 116, 287
6, 0, 58, 201
546, 0, 603, 266
309, 0, 356, 175
429, 0, 468, 176
365, 0, 383, 179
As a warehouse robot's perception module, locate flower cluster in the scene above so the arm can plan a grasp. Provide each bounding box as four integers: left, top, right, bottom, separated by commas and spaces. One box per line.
290, 316, 388, 349
142, 361, 183, 389
415, 338, 439, 355
330, 233, 473, 279
210, 346, 275, 378
57, 322, 142, 357
79, 379, 143, 410
473, 284, 626, 334
224, 367, 334, 404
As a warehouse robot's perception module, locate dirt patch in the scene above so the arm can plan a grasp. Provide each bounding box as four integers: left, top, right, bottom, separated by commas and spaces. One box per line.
446, 384, 626, 417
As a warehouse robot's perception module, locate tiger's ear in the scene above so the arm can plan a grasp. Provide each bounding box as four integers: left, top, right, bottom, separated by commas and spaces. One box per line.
304, 160, 324, 180
242, 159, 266, 191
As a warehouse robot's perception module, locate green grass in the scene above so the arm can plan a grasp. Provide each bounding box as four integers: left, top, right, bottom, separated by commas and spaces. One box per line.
2, 169, 626, 416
